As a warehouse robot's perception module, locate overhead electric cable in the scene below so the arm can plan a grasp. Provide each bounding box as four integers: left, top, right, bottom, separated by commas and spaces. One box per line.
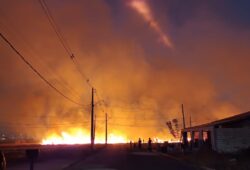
38, 0, 108, 115
38, 0, 93, 87
108, 123, 166, 128
0, 15, 83, 100
0, 33, 88, 107
38, 0, 72, 56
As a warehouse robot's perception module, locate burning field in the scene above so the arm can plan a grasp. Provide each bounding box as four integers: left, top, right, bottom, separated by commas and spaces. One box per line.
41, 128, 127, 145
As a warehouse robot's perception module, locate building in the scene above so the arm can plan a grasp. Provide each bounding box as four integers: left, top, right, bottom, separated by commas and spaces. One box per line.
181, 111, 250, 153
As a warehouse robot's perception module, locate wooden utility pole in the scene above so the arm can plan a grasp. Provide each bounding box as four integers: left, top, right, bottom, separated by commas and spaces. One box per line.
181, 104, 186, 129
94, 114, 96, 140
190, 114, 192, 127
105, 113, 108, 145
91, 88, 95, 150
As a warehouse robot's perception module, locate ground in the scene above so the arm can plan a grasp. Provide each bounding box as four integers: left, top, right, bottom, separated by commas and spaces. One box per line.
4, 144, 197, 170
167, 147, 250, 170
64, 145, 196, 170
5, 144, 250, 170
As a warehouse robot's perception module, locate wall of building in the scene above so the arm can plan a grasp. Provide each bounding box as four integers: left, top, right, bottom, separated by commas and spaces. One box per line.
215, 128, 250, 153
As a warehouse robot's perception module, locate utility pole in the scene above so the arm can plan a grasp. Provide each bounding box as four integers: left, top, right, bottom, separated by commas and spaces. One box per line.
105, 113, 108, 145
91, 88, 95, 150
190, 114, 192, 127
181, 104, 186, 129
94, 114, 96, 141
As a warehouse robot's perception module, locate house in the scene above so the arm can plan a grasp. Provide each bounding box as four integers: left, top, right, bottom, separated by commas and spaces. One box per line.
181, 111, 250, 153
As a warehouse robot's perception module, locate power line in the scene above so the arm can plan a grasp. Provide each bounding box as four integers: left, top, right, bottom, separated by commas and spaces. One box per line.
108, 104, 155, 112
95, 91, 106, 113
71, 57, 93, 87
0, 121, 91, 129
108, 123, 166, 128
38, 0, 90, 85
109, 118, 166, 122
38, 0, 108, 116
1, 124, 89, 129
0, 16, 84, 100
38, 0, 93, 87
0, 33, 87, 107
38, 0, 72, 56
38, 0, 107, 109
0, 120, 90, 124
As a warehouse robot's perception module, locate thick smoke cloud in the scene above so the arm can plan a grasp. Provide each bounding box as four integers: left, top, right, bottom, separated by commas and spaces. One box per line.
0, 0, 250, 141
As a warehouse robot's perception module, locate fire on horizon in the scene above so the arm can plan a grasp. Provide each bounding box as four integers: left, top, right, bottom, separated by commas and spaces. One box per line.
0, 0, 250, 144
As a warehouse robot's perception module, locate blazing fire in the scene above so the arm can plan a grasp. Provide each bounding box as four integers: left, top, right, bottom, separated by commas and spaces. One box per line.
107, 133, 128, 144
41, 128, 128, 145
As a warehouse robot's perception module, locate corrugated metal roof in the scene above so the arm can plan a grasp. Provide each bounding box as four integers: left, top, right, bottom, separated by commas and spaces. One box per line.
183, 111, 250, 131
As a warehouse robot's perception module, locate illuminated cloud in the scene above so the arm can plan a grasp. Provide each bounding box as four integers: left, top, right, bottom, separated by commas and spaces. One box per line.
128, 0, 173, 48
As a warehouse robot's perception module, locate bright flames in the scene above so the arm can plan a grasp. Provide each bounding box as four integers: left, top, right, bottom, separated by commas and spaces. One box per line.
41, 128, 128, 145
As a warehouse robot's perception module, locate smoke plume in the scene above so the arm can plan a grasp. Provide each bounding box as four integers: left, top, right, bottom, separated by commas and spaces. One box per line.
0, 0, 250, 142
128, 0, 173, 48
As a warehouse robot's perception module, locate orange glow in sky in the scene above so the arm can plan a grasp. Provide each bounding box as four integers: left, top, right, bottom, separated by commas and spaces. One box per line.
1, 0, 248, 146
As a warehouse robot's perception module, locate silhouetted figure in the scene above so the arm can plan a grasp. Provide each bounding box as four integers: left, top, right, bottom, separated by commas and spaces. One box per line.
26, 149, 39, 170
0, 151, 6, 170
148, 138, 152, 152
133, 142, 136, 149
130, 141, 133, 150
138, 138, 142, 149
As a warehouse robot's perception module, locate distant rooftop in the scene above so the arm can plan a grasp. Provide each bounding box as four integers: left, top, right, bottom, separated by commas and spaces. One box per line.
183, 111, 250, 131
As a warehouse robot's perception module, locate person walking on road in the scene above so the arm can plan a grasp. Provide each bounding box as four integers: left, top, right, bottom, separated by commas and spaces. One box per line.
148, 138, 152, 152
138, 138, 142, 150
129, 141, 133, 150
